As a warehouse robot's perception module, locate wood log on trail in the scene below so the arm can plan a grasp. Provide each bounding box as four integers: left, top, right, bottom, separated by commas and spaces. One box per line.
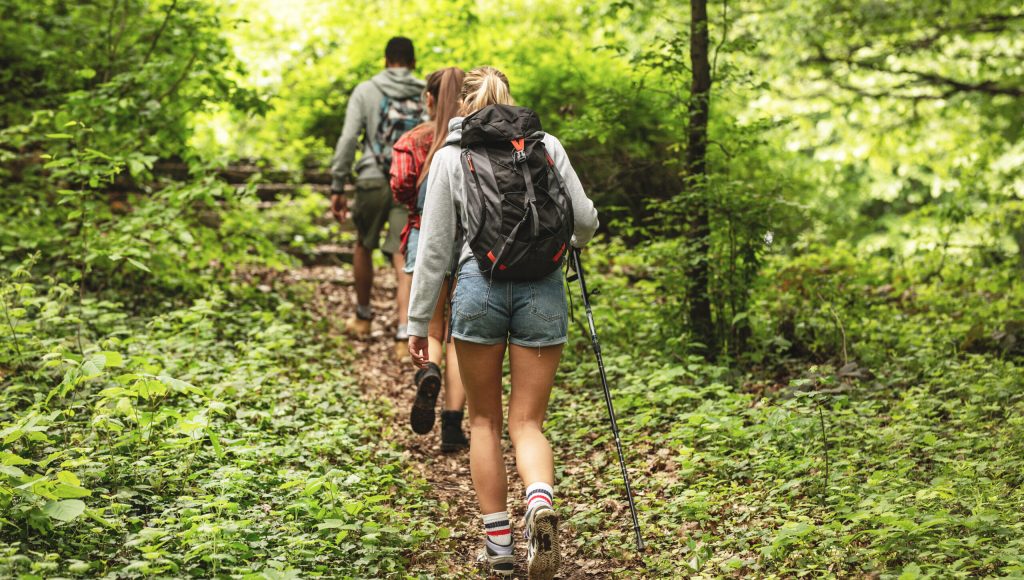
150, 160, 332, 186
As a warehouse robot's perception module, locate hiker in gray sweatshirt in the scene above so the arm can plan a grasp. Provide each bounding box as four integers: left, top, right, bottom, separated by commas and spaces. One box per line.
406, 67, 598, 579
329, 37, 425, 350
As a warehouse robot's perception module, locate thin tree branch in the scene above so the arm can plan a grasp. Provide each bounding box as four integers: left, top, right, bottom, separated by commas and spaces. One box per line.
143, 0, 179, 65
155, 52, 197, 103
806, 46, 1024, 98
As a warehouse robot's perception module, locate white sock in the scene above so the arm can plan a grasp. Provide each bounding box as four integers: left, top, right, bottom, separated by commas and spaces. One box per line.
481, 511, 513, 555
525, 482, 554, 516
355, 304, 373, 319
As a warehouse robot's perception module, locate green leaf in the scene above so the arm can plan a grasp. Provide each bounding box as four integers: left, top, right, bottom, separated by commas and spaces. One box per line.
209, 431, 224, 460
0, 465, 26, 478
158, 375, 197, 394
100, 351, 125, 368
138, 379, 167, 400
85, 508, 115, 529
0, 452, 33, 466
126, 258, 151, 273
42, 499, 86, 522
80, 360, 103, 380
56, 471, 81, 486
899, 563, 922, 580
317, 519, 347, 530
84, 147, 112, 160
45, 133, 73, 140
52, 483, 91, 499
2, 428, 24, 445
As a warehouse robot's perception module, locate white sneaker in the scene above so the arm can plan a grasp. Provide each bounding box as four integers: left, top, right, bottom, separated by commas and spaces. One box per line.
477, 544, 515, 577
525, 507, 560, 580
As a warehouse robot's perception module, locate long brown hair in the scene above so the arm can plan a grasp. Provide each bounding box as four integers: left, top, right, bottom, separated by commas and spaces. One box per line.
458, 66, 513, 117
417, 67, 466, 187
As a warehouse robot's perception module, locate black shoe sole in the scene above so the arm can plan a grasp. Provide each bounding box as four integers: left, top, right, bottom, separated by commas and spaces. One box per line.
410, 371, 441, 435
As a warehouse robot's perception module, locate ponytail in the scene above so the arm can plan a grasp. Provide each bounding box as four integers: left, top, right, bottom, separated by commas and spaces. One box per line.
418, 67, 466, 188
458, 66, 513, 117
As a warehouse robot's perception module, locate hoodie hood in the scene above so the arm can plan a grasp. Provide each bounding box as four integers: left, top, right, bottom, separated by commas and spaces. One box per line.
445, 117, 464, 145
372, 67, 425, 99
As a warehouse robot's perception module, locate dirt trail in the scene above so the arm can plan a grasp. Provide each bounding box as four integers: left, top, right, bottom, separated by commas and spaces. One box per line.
291, 264, 634, 578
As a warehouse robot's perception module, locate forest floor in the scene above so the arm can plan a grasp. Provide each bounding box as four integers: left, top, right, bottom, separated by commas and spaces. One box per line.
292, 262, 639, 578
4, 203, 1021, 578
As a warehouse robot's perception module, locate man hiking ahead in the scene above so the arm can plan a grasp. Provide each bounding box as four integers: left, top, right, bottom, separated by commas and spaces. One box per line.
330, 37, 424, 350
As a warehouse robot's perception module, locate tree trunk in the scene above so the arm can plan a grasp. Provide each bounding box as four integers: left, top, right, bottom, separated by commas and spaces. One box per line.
686, 0, 717, 358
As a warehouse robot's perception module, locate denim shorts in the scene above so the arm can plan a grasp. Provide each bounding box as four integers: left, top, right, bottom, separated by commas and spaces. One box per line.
403, 227, 420, 274
451, 262, 568, 347
405, 228, 459, 275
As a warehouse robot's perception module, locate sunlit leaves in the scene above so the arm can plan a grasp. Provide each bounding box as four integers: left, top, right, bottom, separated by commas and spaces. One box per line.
41, 500, 86, 522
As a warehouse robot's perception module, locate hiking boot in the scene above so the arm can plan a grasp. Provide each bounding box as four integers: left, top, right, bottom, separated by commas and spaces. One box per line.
394, 327, 410, 360
393, 340, 408, 360
344, 313, 372, 338
476, 545, 514, 578
440, 410, 469, 453
525, 507, 560, 580
410, 363, 441, 434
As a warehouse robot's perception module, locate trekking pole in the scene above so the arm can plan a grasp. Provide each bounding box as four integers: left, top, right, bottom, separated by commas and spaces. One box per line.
569, 247, 645, 552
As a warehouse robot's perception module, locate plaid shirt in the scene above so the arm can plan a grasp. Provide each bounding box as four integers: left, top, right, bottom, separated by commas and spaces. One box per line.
390, 123, 434, 253
390, 123, 434, 211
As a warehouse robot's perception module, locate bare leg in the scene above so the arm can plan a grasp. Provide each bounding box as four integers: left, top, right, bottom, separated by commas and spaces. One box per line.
353, 241, 373, 308
444, 336, 466, 412
455, 340, 508, 514
393, 252, 410, 328
507, 344, 563, 487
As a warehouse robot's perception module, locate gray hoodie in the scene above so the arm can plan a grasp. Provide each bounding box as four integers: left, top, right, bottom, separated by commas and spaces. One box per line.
407, 117, 599, 338
330, 68, 426, 190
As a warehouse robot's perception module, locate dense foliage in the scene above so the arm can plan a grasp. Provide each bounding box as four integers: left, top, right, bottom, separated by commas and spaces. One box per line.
1, 0, 1022, 577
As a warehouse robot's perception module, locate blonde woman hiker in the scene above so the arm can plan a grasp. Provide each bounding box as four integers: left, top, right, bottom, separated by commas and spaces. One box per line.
390, 67, 469, 451
407, 67, 598, 579
329, 37, 424, 351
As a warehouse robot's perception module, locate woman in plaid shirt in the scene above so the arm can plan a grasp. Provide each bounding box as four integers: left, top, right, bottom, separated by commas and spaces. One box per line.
390, 67, 469, 452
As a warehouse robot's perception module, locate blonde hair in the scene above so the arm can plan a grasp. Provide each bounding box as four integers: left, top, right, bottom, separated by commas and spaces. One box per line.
459, 66, 514, 116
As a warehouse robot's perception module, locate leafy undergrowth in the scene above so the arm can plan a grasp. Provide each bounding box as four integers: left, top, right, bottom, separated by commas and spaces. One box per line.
2, 185, 1021, 578
0, 262, 438, 578
551, 243, 1024, 578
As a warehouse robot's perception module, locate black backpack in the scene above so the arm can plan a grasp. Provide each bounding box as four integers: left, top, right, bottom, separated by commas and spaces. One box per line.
459, 105, 574, 281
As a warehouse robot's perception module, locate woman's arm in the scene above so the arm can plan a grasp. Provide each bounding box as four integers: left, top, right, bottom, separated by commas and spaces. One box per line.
547, 135, 599, 246
407, 152, 457, 339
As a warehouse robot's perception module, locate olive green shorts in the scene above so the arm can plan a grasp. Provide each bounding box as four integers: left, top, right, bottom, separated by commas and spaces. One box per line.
352, 178, 407, 255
